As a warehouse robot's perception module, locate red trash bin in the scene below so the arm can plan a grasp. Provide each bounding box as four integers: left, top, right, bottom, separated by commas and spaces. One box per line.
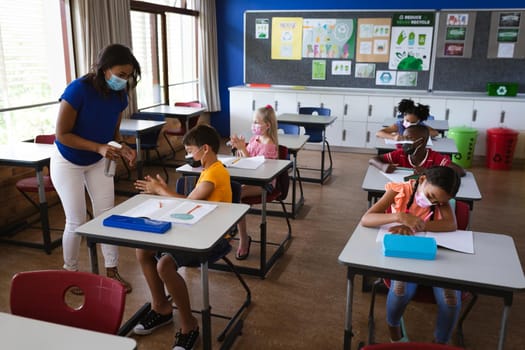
486, 128, 519, 170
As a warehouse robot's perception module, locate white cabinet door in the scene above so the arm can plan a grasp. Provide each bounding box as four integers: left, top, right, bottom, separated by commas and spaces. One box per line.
445, 99, 474, 127
365, 122, 385, 148
418, 97, 447, 120
275, 92, 297, 114
501, 101, 525, 130
296, 93, 321, 109
320, 94, 344, 146
341, 121, 367, 148
368, 96, 397, 123
472, 100, 502, 129
252, 91, 276, 111
344, 95, 369, 122
229, 90, 253, 136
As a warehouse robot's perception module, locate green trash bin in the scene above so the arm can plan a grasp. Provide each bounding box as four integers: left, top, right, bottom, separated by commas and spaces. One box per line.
448, 126, 478, 168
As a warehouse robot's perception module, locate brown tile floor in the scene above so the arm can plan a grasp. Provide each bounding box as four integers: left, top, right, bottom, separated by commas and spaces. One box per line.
1, 149, 524, 349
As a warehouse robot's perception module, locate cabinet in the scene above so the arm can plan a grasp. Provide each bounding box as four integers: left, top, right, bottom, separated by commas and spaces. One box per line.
229, 86, 525, 158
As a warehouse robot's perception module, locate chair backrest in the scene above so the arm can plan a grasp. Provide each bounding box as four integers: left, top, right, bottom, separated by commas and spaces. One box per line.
298, 107, 331, 142
299, 107, 331, 116
10, 270, 126, 334
455, 200, 470, 230
35, 134, 56, 144
278, 122, 300, 135
362, 342, 464, 350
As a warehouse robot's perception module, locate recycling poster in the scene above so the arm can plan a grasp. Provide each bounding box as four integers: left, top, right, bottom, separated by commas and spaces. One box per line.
389, 13, 434, 71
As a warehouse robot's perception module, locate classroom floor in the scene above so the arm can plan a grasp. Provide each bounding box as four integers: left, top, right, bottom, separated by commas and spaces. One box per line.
1, 148, 524, 350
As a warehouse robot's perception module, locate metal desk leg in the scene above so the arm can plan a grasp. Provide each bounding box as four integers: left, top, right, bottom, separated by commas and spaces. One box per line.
86, 238, 100, 274
344, 268, 355, 350
135, 135, 143, 179
201, 261, 212, 350
260, 190, 267, 277
497, 294, 513, 350
36, 170, 52, 254
321, 129, 326, 183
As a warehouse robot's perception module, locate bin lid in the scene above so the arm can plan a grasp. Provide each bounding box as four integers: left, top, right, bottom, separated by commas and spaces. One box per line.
487, 127, 518, 135
449, 126, 478, 134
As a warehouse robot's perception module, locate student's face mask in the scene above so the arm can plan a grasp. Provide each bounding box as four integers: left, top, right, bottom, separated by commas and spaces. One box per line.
185, 147, 203, 168
402, 137, 423, 155
415, 189, 433, 208
251, 123, 266, 136
106, 74, 127, 91
403, 120, 420, 129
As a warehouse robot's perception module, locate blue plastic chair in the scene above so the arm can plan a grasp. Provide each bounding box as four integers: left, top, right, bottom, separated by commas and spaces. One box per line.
298, 107, 333, 183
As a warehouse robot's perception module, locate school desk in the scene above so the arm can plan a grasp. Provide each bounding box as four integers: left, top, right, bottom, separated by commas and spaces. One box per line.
361, 165, 482, 210
119, 119, 166, 180
140, 104, 205, 133
338, 225, 525, 350
75, 194, 250, 350
0, 142, 57, 253
278, 133, 310, 218
0, 312, 137, 350
277, 113, 338, 184
177, 158, 293, 277
375, 137, 459, 156
383, 118, 450, 137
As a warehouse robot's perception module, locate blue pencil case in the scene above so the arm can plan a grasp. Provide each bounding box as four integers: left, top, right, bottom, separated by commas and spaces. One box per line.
383, 234, 437, 260
103, 215, 171, 234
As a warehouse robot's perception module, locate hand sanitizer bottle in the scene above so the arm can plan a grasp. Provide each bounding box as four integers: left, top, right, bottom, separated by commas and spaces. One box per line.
104, 141, 122, 177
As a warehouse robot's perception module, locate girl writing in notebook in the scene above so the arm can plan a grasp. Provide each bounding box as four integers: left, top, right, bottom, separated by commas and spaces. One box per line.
376, 99, 439, 141
360, 166, 462, 344
229, 105, 279, 260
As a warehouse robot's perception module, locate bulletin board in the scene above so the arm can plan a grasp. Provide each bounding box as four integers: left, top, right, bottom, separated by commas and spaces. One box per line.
244, 9, 525, 93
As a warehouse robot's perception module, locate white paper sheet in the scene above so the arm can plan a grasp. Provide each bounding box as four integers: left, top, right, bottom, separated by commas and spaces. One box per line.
221, 155, 265, 169
122, 199, 217, 225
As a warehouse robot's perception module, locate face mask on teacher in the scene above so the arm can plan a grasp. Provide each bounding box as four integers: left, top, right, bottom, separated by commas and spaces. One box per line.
106, 74, 127, 91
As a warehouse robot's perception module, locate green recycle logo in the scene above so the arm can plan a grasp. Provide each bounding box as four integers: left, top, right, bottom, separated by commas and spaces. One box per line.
496, 86, 507, 95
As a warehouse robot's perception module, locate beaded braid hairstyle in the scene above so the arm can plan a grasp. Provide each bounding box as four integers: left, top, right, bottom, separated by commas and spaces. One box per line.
255, 105, 279, 146
398, 99, 430, 121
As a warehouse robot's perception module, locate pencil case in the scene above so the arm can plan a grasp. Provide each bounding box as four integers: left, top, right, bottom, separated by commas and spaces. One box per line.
103, 215, 171, 234
383, 234, 437, 260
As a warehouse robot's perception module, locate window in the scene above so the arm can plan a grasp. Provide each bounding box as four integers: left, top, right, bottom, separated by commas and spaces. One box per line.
0, 0, 73, 144
130, 1, 198, 110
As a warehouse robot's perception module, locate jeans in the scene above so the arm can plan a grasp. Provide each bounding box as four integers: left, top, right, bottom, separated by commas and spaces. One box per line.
386, 280, 461, 343
50, 149, 118, 271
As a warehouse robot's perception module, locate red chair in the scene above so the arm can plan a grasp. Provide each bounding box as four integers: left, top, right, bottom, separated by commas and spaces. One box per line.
361, 342, 464, 349
15, 134, 56, 211
367, 201, 477, 347
10, 270, 126, 334
164, 101, 203, 157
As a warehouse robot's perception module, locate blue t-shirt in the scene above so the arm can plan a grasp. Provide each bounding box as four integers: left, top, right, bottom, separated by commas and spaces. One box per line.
55, 77, 128, 165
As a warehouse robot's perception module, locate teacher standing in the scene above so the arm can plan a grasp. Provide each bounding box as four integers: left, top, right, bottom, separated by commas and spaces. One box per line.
51, 44, 140, 293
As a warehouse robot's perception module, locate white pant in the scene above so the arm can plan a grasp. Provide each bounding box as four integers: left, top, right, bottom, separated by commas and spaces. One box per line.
50, 149, 118, 270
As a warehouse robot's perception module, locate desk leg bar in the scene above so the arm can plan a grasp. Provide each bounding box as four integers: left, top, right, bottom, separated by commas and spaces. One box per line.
135, 136, 143, 180
86, 238, 99, 274
201, 261, 212, 350
344, 268, 355, 350
497, 295, 513, 350
260, 191, 267, 278
36, 170, 53, 254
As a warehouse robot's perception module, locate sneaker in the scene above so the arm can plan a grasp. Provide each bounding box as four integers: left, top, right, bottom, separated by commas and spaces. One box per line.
106, 267, 132, 293
173, 327, 199, 350
133, 309, 173, 335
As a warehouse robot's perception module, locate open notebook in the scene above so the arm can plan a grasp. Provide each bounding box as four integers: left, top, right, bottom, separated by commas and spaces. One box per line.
122, 199, 217, 225
220, 155, 265, 169
376, 223, 474, 254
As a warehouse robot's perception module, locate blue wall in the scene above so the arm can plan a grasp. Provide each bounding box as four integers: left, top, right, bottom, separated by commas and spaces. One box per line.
213, 0, 523, 136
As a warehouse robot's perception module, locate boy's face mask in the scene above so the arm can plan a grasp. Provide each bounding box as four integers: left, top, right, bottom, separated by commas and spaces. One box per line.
185, 147, 203, 168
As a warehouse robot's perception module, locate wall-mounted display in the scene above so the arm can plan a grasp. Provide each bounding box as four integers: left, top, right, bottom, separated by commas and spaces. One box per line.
437, 11, 476, 58
487, 11, 525, 59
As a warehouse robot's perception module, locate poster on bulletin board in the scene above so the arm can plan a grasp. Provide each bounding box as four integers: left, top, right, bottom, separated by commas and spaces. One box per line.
271, 17, 303, 60
302, 18, 356, 59
356, 18, 391, 62
389, 12, 435, 71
